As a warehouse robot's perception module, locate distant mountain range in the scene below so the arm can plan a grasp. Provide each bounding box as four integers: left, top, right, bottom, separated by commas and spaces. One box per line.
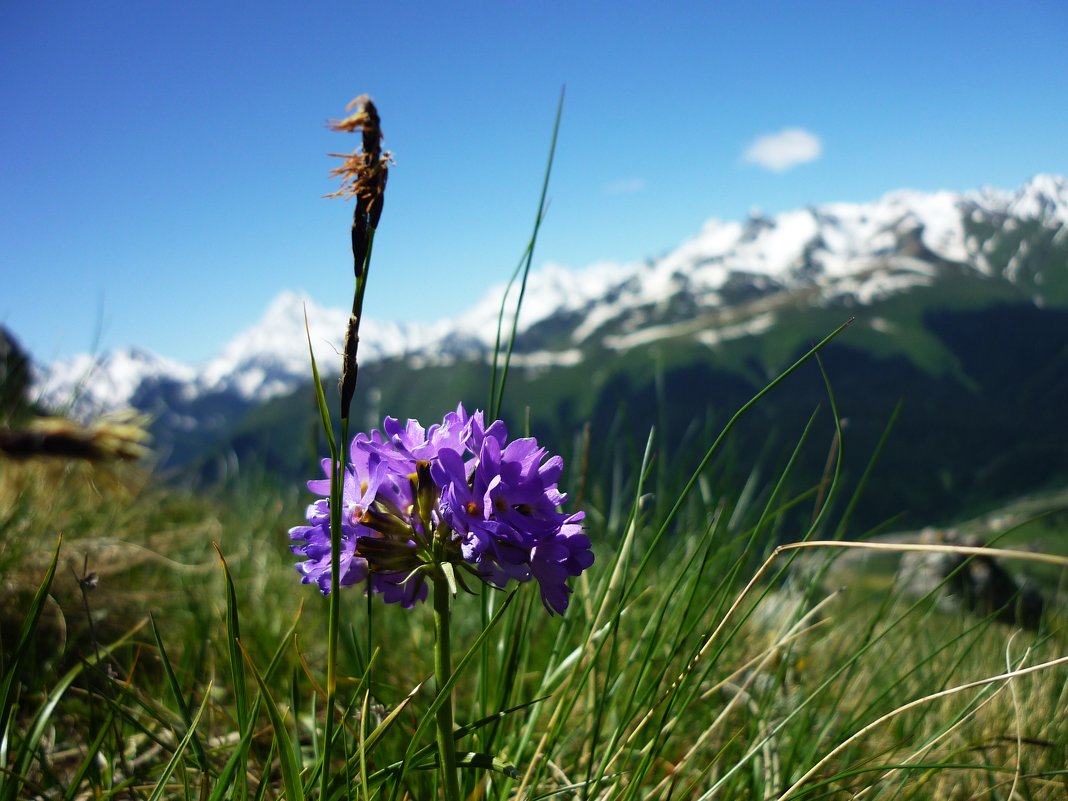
28, 175, 1068, 528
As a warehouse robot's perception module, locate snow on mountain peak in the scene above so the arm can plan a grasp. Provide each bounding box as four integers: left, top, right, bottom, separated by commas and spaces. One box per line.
35, 176, 1067, 416
459, 259, 636, 341
1007, 174, 1068, 224
199, 290, 347, 393
36, 347, 196, 415
198, 290, 451, 398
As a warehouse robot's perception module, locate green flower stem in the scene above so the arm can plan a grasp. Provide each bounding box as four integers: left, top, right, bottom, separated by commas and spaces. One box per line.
321, 418, 345, 800
433, 574, 461, 801
324, 220, 373, 796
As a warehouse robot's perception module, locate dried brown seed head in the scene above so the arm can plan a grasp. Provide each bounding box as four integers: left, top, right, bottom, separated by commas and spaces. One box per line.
325, 94, 391, 220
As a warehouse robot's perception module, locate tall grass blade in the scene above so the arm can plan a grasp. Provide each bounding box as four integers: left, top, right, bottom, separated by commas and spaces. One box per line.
147, 681, 213, 801
253, 739, 279, 801
0, 535, 62, 769
207, 622, 301, 801
805, 353, 845, 538
59, 709, 115, 801
488, 88, 564, 419
212, 543, 250, 800
2, 621, 142, 801
240, 643, 304, 801
150, 612, 210, 774
834, 397, 902, 538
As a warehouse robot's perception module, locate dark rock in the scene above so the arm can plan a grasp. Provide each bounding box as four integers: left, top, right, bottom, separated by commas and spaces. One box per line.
897, 528, 1044, 630
0, 326, 32, 424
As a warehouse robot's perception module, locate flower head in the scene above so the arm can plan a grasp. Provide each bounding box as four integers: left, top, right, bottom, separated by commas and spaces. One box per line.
325, 94, 392, 227
289, 405, 593, 614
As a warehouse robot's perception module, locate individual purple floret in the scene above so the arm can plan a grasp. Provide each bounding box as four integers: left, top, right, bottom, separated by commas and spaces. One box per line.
289, 404, 594, 613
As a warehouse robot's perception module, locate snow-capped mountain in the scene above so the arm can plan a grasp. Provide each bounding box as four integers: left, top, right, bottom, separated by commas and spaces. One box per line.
35, 175, 1068, 421
35, 293, 450, 416
195, 291, 451, 398
494, 173, 1068, 347
36, 348, 197, 417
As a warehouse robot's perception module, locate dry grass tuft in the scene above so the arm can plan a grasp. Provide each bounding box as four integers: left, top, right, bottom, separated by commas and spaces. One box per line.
0, 410, 151, 462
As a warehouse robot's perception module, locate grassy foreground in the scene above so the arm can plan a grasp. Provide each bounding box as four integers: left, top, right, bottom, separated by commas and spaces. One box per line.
2, 397, 1067, 800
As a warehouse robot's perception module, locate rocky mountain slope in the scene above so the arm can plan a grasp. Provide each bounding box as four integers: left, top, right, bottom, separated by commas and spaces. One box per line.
37, 175, 1068, 408
28, 175, 1068, 526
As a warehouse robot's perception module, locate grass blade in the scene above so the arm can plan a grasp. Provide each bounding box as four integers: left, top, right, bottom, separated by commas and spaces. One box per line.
240, 643, 304, 801
0, 535, 62, 768
212, 544, 249, 800
488, 88, 564, 419
147, 681, 213, 801
4, 620, 142, 801
59, 709, 115, 801
304, 305, 338, 458
150, 612, 210, 774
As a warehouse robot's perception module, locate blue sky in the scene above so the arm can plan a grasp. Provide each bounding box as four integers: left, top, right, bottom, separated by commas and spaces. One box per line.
3, 1, 1067, 364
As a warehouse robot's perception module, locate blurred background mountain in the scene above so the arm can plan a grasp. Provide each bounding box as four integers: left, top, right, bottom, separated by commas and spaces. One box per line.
17, 176, 1068, 532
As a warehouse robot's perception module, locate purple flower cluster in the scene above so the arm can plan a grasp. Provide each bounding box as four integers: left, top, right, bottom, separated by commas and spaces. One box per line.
289, 404, 593, 614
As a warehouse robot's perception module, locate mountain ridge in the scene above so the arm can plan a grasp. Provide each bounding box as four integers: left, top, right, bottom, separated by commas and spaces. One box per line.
33, 174, 1068, 419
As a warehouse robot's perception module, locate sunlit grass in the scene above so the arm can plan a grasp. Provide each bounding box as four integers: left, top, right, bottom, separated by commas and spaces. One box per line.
3, 409, 1067, 800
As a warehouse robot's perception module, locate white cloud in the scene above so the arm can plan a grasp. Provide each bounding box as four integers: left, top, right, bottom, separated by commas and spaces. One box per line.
742, 128, 822, 172
603, 177, 646, 195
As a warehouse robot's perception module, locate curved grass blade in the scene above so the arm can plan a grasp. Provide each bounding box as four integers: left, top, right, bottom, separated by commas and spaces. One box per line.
0, 535, 62, 767
240, 642, 304, 801
146, 681, 213, 801
60, 709, 115, 801
377, 694, 551, 785
489, 88, 564, 419
456, 696, 550, 742
368, 749, 523, 791
149, 613, 210, 774
3, 620, 142, 801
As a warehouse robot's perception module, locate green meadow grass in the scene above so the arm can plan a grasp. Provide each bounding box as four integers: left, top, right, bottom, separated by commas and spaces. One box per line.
3, 368, 1067, 800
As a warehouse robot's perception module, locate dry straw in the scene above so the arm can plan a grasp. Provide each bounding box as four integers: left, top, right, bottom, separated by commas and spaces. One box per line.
0, 410, 151, 462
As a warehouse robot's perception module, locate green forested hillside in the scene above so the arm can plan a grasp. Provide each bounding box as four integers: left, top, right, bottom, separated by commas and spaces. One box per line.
196, 297, 1068, 534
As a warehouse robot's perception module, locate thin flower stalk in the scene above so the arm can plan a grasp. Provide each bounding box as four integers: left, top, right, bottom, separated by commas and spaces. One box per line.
327, 94, 391, 424
321, 94, 390, 799
433, 576, 461, 801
